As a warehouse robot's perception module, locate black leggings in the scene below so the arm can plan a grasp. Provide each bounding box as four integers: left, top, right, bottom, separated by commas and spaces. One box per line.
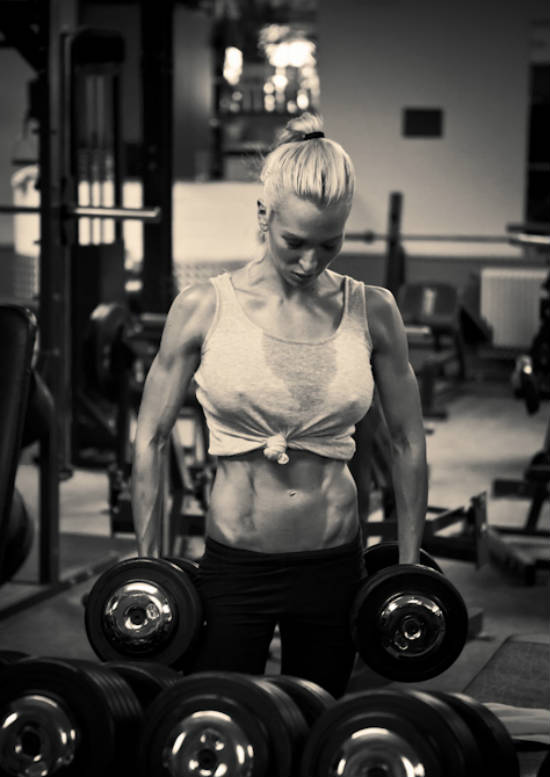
188, 535, 365, 698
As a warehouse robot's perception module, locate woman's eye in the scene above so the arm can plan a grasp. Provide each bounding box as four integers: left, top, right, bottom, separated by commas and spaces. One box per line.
285, 240, 303, 249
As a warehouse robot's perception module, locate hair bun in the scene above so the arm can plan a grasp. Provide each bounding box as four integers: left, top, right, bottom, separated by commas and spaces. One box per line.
274, 111, 325, 148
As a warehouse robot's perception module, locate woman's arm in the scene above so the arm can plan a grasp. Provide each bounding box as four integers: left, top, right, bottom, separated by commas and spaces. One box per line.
365, 285, 428, 563
131, 283, 215, 556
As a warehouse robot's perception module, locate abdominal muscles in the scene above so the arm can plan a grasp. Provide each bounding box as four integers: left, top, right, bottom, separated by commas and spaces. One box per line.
206, 450, 360, 552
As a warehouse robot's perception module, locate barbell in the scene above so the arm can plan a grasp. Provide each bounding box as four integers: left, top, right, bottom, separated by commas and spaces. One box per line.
0, 204, 161, 222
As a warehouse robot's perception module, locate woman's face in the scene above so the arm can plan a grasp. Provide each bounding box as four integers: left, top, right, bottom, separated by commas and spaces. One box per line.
260, 193, 351, 288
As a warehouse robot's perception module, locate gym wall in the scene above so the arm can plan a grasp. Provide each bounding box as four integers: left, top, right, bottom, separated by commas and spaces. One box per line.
317, 0, 534, 258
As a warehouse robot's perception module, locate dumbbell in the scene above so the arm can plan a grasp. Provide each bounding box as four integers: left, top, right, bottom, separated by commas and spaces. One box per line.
0, 656, 184, 777
0, 650, 29, 667
351, 542, 468, 681
105, 659, 181, 710
264, 675, 335, 728
84, 557, 202, 668
363, 540, 443, 575
300, 687, 520, 777
0, 657, 144, 777
137, 671, 313, 777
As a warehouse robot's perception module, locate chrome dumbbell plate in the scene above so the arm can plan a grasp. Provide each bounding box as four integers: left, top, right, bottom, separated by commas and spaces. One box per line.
300, 688, 484, 777
138, 672, 308, 777
351, 564, 469, 682
0, 658, 143, 777
84, 557, 202, 667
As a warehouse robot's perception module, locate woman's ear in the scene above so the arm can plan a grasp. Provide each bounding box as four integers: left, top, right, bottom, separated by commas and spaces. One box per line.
257, 199, 269, 232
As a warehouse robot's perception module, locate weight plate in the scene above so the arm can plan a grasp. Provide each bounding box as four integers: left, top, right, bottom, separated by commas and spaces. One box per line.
163, 556, 200, 582
300, 688, 483, 777
106, 660, 181, 711
264, 675, 335, 728
84, 557, 203, 667
363, 541, 442, 575
0, 650, 28, 667
138, 672, 279, 777
432, 692, 520, 777
350, 564, 468, 681
0, 657, 142, 777
251, 676, 309, 774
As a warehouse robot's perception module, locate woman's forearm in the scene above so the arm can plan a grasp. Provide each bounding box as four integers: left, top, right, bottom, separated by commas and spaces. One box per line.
391, 439, 428, 564
131, 436, 167, 557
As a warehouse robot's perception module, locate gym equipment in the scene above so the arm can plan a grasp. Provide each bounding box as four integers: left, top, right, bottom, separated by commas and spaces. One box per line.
0, 651, 28, 667
264, 675, 335, 728
0, 657, 143, 777
84, 557, 202, 666
363, 541, 443, 575
362, 427, 490, 570
300, 688, 485, 777
0, 489, 34, 585
512, 354, 541, 414
137, 671, 308, 777
106, 660, 181, 710
164, 555, 201, 581
351, 559, 468, 682
0, 6, 177, 618
397, 282, 466, 419
490, 414, 550, 584
83, 303, 135, 404
0, 305, 37, 587
431, 691, 520, 777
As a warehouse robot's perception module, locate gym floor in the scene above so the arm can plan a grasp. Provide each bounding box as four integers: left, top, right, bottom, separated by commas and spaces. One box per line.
1, 377, 549, 703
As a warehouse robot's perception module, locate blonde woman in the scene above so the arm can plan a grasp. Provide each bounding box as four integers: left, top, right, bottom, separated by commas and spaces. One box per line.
131, 112, 427, 697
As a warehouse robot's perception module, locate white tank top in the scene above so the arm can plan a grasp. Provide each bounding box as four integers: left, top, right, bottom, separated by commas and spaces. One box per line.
193, 270, 374, 464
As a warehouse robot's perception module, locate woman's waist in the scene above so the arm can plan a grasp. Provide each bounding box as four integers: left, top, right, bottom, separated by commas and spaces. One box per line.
214, 448, 355, 494
206, 451, 359, 551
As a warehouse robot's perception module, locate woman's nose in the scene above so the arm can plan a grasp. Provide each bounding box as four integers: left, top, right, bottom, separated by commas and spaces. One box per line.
299, 250, 317, 273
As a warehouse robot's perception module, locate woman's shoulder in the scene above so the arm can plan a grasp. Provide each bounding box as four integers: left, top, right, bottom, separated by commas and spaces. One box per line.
172, 278, 217, 315
164, 280, 218, 344
363, 283, 397, 310
363, 285, 405, 349
329, 271, 396, 311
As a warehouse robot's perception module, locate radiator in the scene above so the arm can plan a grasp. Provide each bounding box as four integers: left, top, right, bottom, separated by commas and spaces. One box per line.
480, 267, 547, 349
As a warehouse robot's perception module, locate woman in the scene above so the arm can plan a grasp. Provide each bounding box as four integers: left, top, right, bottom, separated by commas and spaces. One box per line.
131, 112, 427, 697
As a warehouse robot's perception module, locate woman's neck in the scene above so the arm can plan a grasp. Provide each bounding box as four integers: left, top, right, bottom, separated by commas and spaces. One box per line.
246, 255, 327, 299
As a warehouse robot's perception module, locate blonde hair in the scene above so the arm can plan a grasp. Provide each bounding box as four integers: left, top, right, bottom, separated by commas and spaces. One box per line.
260, 112, 355, 212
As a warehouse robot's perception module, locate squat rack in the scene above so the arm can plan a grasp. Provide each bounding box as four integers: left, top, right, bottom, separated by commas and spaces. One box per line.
0, 0, 175, 616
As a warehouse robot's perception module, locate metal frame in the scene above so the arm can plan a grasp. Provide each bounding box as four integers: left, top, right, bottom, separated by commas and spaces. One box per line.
140, 0, 175, 313
364, 492, 490, 569
0, 0, 176, 618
